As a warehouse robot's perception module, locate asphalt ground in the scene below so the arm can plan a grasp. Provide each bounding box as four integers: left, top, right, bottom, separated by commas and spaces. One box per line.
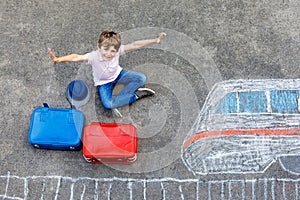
1, 0, 300, 199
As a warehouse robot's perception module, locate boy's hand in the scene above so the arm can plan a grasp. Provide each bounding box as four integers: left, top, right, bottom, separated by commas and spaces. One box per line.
48, 48, 59, 63
156, 32, 167, 43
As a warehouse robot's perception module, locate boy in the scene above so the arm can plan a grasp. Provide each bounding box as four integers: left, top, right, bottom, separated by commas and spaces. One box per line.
48, 30, 166, 116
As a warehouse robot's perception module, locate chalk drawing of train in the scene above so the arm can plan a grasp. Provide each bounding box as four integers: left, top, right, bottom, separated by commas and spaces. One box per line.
182, 79, 300, 175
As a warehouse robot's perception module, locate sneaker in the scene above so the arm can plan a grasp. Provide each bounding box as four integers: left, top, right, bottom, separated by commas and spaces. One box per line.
135, 88, 155, 100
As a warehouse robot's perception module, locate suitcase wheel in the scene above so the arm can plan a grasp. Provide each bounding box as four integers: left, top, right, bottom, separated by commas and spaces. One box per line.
83, 155, 94, 163
33, 144, 40, 149
69, 146, 75, 150
127, 154, 137, 162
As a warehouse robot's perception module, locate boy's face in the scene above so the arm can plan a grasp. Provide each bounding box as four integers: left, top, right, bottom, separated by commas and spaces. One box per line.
99, 45, 117, 61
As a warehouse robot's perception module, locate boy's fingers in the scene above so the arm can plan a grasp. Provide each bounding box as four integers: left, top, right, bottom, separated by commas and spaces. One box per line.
159, 32, 166, 40
47, 48, 58, 63
48, 48, 55, 58
156, 32, 166, 43
48, 48, 54, 55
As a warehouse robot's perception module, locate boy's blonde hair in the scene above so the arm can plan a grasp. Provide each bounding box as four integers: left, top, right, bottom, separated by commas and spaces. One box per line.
98, 30, 121, 50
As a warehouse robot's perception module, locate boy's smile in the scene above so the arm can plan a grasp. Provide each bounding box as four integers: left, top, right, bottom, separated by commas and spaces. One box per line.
99, 46, 117, 61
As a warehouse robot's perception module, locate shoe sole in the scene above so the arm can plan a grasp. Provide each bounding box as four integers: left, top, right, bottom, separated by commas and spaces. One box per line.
137, 88, 155, 95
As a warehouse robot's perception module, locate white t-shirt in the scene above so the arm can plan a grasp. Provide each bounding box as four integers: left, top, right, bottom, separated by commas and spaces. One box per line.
85, 45, 125, 86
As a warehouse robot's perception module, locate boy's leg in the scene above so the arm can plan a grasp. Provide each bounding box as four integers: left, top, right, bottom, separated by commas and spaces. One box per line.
117, 70, 155, 101
98, 70, 154, 109
117, 70, 146, 96
98, 71, 139, 109
97, 83, 114, 109
98, 84, 123, 117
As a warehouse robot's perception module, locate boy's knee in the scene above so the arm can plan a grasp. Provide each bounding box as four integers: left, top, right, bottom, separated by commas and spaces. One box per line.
102, 101, 114, 110
139, 74, 146, 85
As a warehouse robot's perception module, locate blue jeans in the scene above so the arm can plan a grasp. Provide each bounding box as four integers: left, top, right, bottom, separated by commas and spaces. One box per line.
97, 70, 146, 109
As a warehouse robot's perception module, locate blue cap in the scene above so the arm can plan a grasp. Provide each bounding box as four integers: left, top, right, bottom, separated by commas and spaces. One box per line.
66, 80, 90, 107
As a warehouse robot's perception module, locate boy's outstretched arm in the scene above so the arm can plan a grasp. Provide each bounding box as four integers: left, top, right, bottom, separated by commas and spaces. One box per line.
124, 32, 167, 52
48, 48, 87, 63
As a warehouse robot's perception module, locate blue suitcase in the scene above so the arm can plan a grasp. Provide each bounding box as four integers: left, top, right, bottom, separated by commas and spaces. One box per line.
28, 103, 85, 150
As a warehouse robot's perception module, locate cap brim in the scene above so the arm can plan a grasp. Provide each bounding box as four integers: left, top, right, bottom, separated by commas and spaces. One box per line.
66, 91, 90, 107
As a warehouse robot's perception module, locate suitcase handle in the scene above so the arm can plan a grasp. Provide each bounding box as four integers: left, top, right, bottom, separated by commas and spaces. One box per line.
90, 122, 131, 127
90, 122, 119, 127
40, 104, 49, 122
43, 102, 76, 109
43, 103, 49, 108
40, 103, 77, 123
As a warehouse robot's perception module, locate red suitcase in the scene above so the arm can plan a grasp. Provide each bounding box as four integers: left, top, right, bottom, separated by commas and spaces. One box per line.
82, 122, 137, 164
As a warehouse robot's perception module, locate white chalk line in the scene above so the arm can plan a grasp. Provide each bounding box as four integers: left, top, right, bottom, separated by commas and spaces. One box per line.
107, 182, 112, 200
228, 181, 232, 200
264, 178, 268, 200
4, 171, 10, 199
1, 172, 300, 200
241, 180, 246, 200
70, 181, 75, 200
94, 180, 98, 200
54, 177, 61, 200
178, 184, 184, 200
143, 180, 147, 200
221, 182, 225, 200
271, 180, 276, 200
161, 182, 166, 200
252, 181, 255, 200
196, 181, 199, 200
128, 182, 133, 200
296, 182, 299, 200
208, 181, 212, 200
